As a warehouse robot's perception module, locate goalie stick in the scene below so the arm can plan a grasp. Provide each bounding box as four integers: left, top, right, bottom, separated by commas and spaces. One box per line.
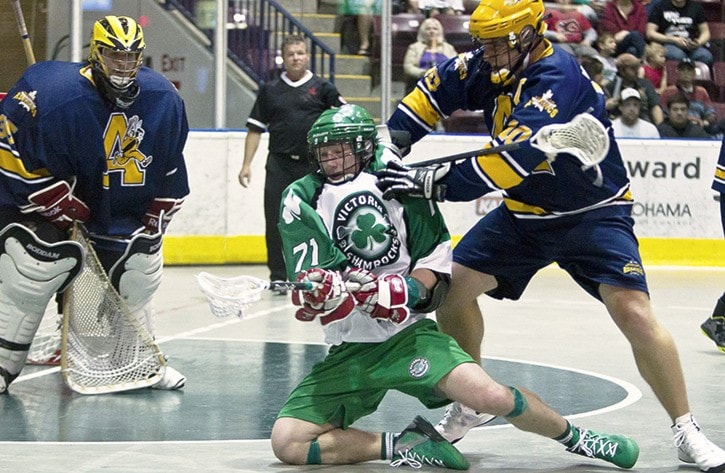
10, 0, 36, 65
409, 113, 610, 186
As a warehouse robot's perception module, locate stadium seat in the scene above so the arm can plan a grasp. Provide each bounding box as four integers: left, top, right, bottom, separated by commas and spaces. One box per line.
372, 14, 424, 82
437, 15, 474, 53
714, 61, 725, 104
710, 22, 725, 62
695, 0, 723, 23
441, 109, 489, 134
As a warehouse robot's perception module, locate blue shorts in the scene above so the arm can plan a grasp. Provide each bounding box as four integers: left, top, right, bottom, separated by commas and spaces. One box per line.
453, 204, 649, 301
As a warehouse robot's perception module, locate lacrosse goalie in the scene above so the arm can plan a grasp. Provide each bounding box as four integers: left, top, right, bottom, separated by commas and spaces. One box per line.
0, 15, 188, 393
376, 0, 725, 471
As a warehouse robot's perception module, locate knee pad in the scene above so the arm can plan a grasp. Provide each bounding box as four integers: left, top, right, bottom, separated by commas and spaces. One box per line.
0, 223, 83, 387
108, 232, 163, 333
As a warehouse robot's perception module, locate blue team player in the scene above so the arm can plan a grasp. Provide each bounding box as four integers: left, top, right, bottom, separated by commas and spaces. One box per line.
0, 16, 189, 392
377, 0, 725, 471
701, 135, 725, 353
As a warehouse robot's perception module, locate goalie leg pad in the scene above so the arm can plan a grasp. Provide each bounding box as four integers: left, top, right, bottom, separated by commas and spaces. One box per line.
108, 232, 163, 334
0, 223, 83, 385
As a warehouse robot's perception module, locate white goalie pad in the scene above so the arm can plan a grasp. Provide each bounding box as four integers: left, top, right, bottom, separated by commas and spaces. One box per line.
108, 232, 163, 333
0, 223, 83, 389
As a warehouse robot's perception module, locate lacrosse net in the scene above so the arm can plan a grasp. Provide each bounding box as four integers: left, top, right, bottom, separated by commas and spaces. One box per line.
61, 224, 166, 394
530, 112, 609, 186
196, 272, 269, 319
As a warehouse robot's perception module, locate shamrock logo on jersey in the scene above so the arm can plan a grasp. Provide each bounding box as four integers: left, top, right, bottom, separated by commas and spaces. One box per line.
333, 191, 401, 270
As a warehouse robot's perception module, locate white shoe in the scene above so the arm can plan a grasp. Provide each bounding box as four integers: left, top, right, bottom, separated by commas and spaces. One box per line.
435, 401, 497, 443
151, 366, 186, 390
672, 414, 725, 472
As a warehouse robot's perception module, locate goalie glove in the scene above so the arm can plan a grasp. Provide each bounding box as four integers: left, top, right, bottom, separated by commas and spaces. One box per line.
20, 180, 90, 230
345, 269, 409, 324
291, 268, 355, 326
374, 160, 449, 201
143, 197, 185, 234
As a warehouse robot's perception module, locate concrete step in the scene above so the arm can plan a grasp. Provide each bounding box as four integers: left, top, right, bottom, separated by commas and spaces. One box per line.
331, 73, 373, 96
296, 13, 338, 33
275, 0, 318, 15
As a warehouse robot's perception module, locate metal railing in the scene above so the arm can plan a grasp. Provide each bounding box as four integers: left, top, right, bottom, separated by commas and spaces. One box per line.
164, 0, 335, 84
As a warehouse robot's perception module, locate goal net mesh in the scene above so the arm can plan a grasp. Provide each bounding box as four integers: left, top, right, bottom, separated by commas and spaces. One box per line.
60, 225, 166, 394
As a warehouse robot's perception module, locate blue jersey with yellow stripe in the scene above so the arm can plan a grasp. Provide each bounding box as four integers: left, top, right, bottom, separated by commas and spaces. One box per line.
0, 61, 189, 237
388, 43, 633, 218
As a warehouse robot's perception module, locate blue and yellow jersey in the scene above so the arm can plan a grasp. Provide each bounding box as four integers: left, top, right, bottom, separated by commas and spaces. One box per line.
388, 44, 633, 218
0, 61, 189, 236
713, 135, 725, 195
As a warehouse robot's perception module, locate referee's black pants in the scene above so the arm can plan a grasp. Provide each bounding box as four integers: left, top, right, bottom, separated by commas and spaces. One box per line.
264, 154, 316, 281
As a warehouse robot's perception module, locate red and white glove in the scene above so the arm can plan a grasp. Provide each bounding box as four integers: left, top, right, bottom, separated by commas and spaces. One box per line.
143, 197, 185, 234
291, 268, 355, 326
20, 181, 90, 230
345, 268, 409, 324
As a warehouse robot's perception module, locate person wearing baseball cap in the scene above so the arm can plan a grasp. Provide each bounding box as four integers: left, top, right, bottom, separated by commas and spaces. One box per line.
612, 88, 660, 138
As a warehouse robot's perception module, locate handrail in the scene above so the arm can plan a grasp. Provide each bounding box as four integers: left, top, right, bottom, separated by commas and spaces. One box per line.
163, 0, 335, 84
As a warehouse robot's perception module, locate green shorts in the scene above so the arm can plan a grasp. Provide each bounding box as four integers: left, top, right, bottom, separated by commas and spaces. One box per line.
277, 318, 475, 429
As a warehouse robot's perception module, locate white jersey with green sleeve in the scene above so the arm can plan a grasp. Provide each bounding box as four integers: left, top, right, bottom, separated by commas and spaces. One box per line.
278, 146, 452, 345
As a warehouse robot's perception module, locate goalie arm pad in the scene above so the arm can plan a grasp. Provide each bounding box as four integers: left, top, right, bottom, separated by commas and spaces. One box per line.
142, 197, 185, 234
19, 181, 90, 231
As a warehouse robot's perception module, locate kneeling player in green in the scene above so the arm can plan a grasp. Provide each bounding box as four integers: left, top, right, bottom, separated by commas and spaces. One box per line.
271, 104, 639, 470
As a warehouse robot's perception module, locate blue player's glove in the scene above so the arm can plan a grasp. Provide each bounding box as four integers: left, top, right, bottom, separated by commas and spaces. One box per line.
374, 160, 449, 201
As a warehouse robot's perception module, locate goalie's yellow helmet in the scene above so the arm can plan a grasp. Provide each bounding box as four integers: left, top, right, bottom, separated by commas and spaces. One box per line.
88, 16, 145, 108
469, 0, 546, 41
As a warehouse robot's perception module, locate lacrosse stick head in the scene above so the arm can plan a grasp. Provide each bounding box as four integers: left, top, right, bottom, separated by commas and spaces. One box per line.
530, 113, 610, 168
196, 272, 269, 318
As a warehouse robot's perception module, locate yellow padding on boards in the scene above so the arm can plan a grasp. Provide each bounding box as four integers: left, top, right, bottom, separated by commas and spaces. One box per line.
162, 235, 725, 267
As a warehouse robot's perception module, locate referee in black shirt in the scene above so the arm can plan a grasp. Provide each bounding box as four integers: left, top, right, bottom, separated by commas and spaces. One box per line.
239, 35, 345, 292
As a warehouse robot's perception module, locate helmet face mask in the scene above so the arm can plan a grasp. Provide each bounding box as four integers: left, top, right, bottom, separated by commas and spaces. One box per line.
316, 141, 365, 184
89, 16, 145, 108
469, 0, 544, 85
307, 104, 377, 185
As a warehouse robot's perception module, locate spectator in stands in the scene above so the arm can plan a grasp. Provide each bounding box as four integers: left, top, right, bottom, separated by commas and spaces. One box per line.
640, 42, 668, 94
339, 0, 381, 55
598, 0, 648, 58
403, 18, 458, 94
659, 58, 718, 132
606, 53, 664, 125
548, 0, 603, 24
412, 0, 465, 17
544, 8, 598, 58
658, 93, 711, 137
593, 32, 619, 85
581, 55, 614, 102
611, 88, 661, 137
646, 0, 713, 67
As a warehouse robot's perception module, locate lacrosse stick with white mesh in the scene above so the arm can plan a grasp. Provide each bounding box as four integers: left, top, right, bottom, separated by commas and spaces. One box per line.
196, 272, 316, 319
410, 113, 610, 186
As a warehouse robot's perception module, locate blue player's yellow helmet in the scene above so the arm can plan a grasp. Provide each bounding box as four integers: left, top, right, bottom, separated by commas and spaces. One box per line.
307, 104, 377, 184
469, 0, 546, 85
88, 16, 145, 108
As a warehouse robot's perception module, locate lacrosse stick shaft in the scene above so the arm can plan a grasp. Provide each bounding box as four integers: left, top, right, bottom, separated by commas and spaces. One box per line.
10, 0, 36, 65
410, 142, 523, 168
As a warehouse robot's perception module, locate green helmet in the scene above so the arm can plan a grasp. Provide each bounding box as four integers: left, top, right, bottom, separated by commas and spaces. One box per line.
307, 104, 377, 184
